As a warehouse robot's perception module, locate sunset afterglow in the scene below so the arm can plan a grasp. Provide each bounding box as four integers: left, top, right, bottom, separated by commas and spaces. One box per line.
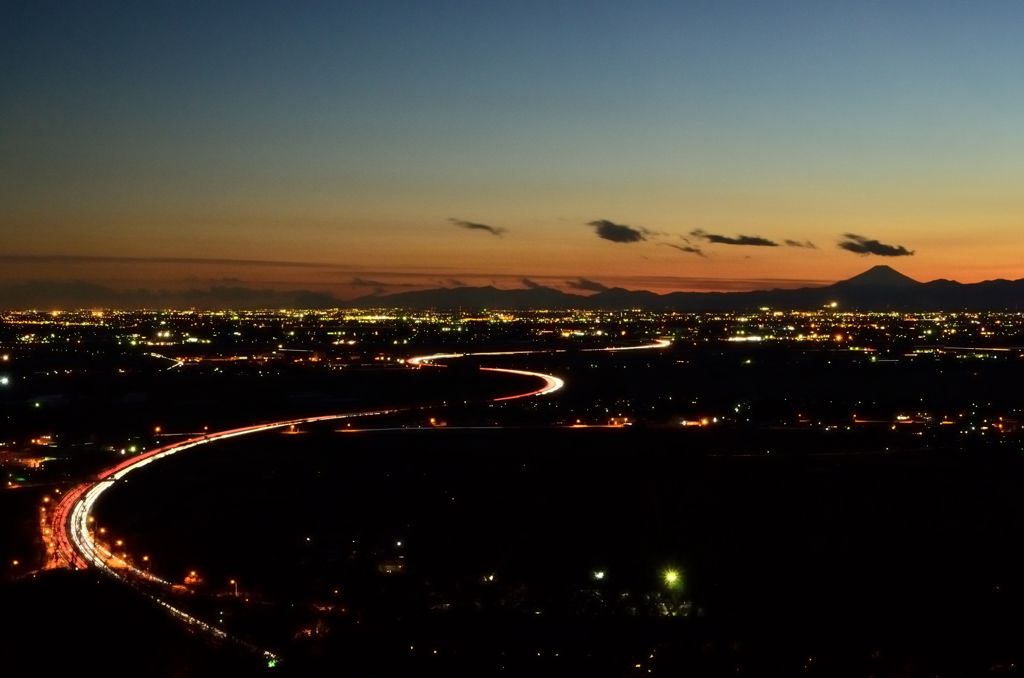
3, 3, 1023, 307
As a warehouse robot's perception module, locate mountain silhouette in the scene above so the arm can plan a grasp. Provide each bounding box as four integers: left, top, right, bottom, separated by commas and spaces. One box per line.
835, 265, 919, 287
353, 267, 1024, 311
6, 267, 1024, 310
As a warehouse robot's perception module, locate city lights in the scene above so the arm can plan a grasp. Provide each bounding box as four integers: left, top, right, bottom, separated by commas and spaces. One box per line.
11, 303, 1024, 673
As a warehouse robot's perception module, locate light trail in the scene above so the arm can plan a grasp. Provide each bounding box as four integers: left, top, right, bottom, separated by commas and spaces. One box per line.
149, 351, 185, 370
582, 338, 672, 352
51, 408, 402, 662
482, 368, 564, 401
406, 338, 669, 401
51, 336, 670, 662
406, 349, 569, 400
405, 338, 671, 367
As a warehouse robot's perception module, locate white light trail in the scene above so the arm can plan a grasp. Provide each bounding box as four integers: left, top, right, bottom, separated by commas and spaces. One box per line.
481, 367, 564, 400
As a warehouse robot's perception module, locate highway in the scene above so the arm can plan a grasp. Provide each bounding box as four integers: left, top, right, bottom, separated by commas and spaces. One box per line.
50, 337, 670, 661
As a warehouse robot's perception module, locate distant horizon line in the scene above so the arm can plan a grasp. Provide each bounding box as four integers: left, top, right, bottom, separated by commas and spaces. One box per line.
0, 255, 938, 288
1, 253, 844, 295
6, 260, 1024, 310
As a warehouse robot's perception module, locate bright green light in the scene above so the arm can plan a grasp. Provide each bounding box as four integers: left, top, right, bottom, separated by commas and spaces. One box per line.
663, 568, 682, 590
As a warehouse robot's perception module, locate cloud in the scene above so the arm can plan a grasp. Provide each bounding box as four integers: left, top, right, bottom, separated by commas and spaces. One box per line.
520, 277, 545, 289
444, 279, 467, 287
612, 275, 834, 291
565, 278, 609, 292
347, 277, 419, 295
0, 254, 341, 268
784, 240, 816, 248
661, 243, 705, 257
0, 280, 342, 310
350, 276, 389, 288
838, 234, 914, 257
349, 276, 393, 295
450, 218, 507, 237
690, 229, 778, 247
588, 220, 647, 243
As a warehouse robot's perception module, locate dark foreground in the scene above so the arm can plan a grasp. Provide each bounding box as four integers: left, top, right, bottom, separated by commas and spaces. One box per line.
65, 425, 1024, 676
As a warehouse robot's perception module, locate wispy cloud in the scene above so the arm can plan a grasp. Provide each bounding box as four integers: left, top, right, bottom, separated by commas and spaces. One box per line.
838, 234, 914, 257
588, 219, 648, 243
349, 277, 388, 295
348, 276, 418, 295
0, 254, 342, 268
0, 280, 342, 310
784, 239, 816, 248
450, 218, 507, 236
350, 276, 389, 288
691, 229, 778, 247
565, 278, 609, 292
661, 243, 705, 257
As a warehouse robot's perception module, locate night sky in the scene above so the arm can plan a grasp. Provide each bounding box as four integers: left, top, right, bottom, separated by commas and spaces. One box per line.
3, 1, 1023, 300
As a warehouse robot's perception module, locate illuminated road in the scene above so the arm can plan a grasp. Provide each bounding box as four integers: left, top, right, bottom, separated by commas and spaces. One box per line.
50, 409, 403, 663
51, 337, 670, 661
406, 350, 566, 400
406, 338, 670, 401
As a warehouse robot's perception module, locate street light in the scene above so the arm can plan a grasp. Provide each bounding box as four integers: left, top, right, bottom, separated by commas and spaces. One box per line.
230, 579, 238, 597
663, 568, 683, 591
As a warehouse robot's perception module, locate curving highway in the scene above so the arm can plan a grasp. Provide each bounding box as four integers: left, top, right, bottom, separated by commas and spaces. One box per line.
50, 338, 670, 660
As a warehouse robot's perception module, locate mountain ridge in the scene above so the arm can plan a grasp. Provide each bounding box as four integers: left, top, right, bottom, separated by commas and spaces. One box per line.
5, 267, 1023, 310
352, 266, 1024, 311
